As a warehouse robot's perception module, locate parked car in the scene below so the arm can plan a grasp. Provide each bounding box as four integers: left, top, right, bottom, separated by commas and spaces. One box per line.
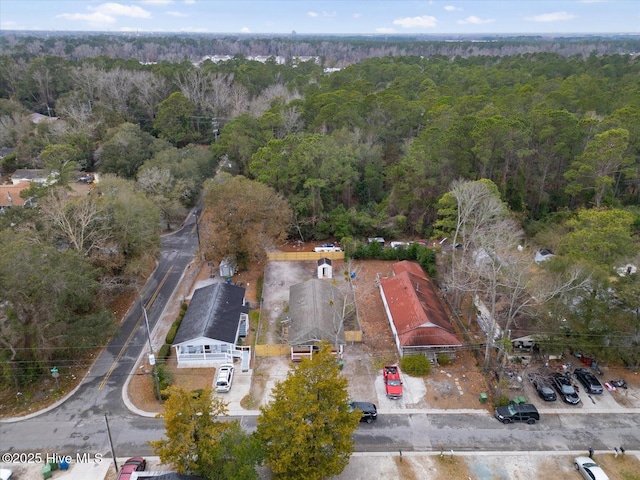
551, 373, 581, 405
494, 403, 540, 424
215, 363, 235, 393
117, 457, 146, 480
574, 368, 604, 394
574, 456, 610, 480
532, 378, 557, 402
382, 365, 403, 399
348, 401, 378, 423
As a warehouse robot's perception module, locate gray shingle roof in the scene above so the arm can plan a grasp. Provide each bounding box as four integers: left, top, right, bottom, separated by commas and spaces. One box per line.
288, 279, 346, 346
173, 283, 247, 345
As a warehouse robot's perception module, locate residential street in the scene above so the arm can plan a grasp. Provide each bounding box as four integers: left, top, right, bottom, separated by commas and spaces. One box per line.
0, 212, 199, 455
2, 213, 640, 478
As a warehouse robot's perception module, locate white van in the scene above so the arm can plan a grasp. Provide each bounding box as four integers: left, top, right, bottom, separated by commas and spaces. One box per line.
215, 364, 235, 393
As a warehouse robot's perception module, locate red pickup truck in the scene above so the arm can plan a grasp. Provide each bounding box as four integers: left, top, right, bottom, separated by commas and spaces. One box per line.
383, 365, 403, 399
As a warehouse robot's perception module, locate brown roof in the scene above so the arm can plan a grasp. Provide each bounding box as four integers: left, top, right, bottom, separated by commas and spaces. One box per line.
380, 261, 461, 348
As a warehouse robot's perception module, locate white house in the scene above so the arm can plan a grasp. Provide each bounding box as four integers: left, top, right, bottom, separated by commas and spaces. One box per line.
173, 283, 250, 370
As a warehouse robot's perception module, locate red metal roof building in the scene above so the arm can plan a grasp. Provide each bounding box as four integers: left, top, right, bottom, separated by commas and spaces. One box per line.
379, 260, 462, 360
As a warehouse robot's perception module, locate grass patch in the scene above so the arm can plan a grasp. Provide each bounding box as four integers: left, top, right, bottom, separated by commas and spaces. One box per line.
433, 454, 473, 479
240, 394, 259, 410
393, 456, 418, 480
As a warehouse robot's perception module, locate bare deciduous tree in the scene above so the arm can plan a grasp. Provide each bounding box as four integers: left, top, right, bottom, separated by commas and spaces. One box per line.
38, 188, 111, 257
131, 70, 170, 124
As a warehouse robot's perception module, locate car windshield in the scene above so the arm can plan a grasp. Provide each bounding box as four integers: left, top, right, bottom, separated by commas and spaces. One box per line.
388, 380, 401, 386
216, 380, 228, 386
561, 385, 575, 394
506, 405, 517, 415
542, 387, 554, 394
583, 462, 598, 468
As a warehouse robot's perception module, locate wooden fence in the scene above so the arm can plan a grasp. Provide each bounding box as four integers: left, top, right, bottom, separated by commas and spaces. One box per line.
267, 251, 345, 261
254, 333, 362, 358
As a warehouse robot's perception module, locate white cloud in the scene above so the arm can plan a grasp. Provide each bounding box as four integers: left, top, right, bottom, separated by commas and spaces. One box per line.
322, 11, 337, 17
444, 5, 462, 11
393, 15, 438, 28
526, 11, 577, 22
376, 27, 396, 33
457, 15, 495, 25
307, 11, 319, 17
57, 11, 117, 25
183, 0, 196, 4
140, 0, 173, 4
93, 3, 151, 18
57, 3, 151, 26
240, 27, 250, 33
166, 10, 187, 17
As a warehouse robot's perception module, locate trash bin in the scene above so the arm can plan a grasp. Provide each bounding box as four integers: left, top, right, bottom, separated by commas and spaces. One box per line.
338, 360, 345, 371
48, 461, 58, 471
479, 392, 488, 403
41, 464, 52, 479
59, 460, 70, 470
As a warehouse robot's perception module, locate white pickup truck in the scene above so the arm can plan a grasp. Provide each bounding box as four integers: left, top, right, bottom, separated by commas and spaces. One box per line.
313, 243, 342, 253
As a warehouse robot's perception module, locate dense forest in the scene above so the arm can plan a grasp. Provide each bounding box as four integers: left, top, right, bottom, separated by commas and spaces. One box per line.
1, 35, 639, 388
1, 32, 639, 65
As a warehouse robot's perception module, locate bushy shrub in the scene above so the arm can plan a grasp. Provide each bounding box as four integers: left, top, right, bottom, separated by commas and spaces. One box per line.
437, 354, 451, 366
165, 321, 180, 344
401, 354, 432, 376
158, 343, 171, 360
495, 395, 510, 407
156, 364, 173, 399
350, 242, 437, 277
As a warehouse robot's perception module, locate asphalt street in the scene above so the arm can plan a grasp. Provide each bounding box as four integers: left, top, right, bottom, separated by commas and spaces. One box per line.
0, 213, 199, 456
2, 210, 640, 460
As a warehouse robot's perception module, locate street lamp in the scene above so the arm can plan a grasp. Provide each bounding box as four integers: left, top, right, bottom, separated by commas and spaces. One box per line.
142, 300, 162, 401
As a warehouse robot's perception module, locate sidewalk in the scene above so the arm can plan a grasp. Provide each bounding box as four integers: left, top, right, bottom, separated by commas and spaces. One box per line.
5, 450, 640, 480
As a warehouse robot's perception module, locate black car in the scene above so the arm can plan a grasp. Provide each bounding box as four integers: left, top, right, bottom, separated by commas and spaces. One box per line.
574, 368, 603, 394
348, 401, 378, 423
551, 373, 581, 405
533, 378, 557, 402
494, 403, 540, 424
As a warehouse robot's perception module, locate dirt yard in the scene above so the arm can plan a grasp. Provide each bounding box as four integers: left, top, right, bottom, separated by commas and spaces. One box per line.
127, 245, 640, 414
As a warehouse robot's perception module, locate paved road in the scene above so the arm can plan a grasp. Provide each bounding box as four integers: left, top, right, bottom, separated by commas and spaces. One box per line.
2, 211, 640, 459
0, 213, 199, 456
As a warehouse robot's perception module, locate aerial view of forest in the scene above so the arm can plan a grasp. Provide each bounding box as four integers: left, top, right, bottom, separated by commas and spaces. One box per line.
0, 33, 639, 388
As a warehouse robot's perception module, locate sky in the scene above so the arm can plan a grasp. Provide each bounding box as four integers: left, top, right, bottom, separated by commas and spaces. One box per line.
0, 1, 638, 35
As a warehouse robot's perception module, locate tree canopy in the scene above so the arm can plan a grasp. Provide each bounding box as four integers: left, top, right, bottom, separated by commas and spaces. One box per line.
201, 173, 291, 269
256, 343, 361, 480
150, 386, 262, 480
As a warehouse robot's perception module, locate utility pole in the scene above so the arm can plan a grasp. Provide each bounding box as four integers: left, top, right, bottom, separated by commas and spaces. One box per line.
194, 212, 201, 251
142, 300, 162, 401
104, 414, 118, 473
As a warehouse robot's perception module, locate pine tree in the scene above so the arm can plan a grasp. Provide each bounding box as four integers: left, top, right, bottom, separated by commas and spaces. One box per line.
256, 343, 361, 480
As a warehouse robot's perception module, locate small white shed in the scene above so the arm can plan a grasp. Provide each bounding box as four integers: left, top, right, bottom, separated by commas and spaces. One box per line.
317, 258, 333, 279
219, 255, 237, 278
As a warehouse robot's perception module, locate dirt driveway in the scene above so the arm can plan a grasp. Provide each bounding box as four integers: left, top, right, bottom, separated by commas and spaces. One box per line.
253, 258, 491, 411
